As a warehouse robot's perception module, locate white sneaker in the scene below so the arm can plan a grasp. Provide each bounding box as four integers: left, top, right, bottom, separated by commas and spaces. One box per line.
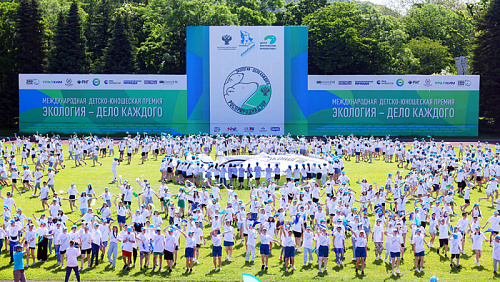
292, 266, 296, 270
396, 269, 400, 274
420, 268, 423, 272
392, 270, 395, 276
285, 268, 288, 272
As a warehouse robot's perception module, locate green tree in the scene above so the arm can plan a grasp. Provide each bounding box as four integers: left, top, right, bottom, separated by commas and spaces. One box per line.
275, 0, 327, 26
84, 0, 111, 72
38, 0, 71, 47
47, 11, 66, 72
47, 1, 88, 73
472, 0, 500, 124
0, 2, 19, 128
406, 37, 452, 74
15, 0, 46, 74
403, 4, 474, 58
137, 0, 237, 74
304, 2, 392, 75
103, 14, 135, 73
226, 0, 283, 26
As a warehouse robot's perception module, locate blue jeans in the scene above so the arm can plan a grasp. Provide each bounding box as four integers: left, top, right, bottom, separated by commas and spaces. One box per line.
65, 266, 80, 282
334, 248, 345, 264
219, 177, 226, 186
55, 245, 61, 263
303, 247, 313, 264
107, 242, 118, 267
48, 238, 53, 254
9, 240, 18, 263
352, 236, 356, 259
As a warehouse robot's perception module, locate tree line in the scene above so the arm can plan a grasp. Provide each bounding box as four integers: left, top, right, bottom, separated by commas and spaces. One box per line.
0, 0, 498, 131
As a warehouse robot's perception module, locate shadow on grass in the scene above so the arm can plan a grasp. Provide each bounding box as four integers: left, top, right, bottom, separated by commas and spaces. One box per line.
383, 274, 402, 281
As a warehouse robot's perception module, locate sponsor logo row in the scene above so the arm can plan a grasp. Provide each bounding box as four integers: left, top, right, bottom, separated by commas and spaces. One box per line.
218, 30, 278, 56
24, 78, 180, 87
315, 78, 472, 87
213, 126, 280, 133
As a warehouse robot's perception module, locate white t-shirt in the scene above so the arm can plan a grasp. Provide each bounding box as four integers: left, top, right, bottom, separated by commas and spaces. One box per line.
413, 234, 425, 253
66, 247, 81, 267
438, 223, 449, 239
373, 225, 384, 242
471, 233, 487, 250
246, 229, 257, 247
488, 216, 500, 231
122, 233, 135, 252
333, 231, 345, 248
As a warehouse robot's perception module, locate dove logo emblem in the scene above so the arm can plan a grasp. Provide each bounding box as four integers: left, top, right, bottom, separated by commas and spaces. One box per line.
223, 66, 272, 115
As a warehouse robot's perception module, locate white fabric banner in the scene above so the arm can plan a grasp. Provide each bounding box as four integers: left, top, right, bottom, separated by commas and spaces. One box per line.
216, 153, 327, 176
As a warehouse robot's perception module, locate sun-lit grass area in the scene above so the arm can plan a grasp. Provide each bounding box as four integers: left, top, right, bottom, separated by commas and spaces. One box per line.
0, 144, 498, 281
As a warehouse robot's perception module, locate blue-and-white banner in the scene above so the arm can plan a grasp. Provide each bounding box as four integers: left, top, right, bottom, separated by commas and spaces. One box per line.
209, 26, 285, 135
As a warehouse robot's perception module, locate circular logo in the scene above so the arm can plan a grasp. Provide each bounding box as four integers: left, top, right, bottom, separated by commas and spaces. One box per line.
223, 66, 271, 115
396, 79, 404, 87
92, 78, 100, 86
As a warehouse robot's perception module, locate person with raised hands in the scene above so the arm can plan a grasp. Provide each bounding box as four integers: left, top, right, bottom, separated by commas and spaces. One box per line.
351, 227, 368, 275
177, 228, 196, 272
210, 227, 231, 271
470, 225, 489, 267
259, 226, 279, 271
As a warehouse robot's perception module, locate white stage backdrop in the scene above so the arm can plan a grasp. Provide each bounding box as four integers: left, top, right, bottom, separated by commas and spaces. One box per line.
209, 26, 285, 136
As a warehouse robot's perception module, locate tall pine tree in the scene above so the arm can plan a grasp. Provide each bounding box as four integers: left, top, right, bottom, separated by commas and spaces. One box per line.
47, 1, 88, 73
0, 2, 19, 128
85, 0, 111, 73
472, 0, 500, 126
47, 12, 66, 73
15, 0, 45, 73
103, 14, 134, 74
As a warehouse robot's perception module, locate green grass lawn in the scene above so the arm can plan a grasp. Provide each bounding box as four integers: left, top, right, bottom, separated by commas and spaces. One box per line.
0, 145, 498, 281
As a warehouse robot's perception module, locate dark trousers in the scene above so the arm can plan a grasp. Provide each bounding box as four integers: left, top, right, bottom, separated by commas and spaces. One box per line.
65, 266, 80, 282
37, 238, 48, 261
90, 243, 99, 266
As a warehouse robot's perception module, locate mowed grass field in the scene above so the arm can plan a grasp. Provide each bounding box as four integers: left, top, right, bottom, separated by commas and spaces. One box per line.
0, 144, 498, 281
